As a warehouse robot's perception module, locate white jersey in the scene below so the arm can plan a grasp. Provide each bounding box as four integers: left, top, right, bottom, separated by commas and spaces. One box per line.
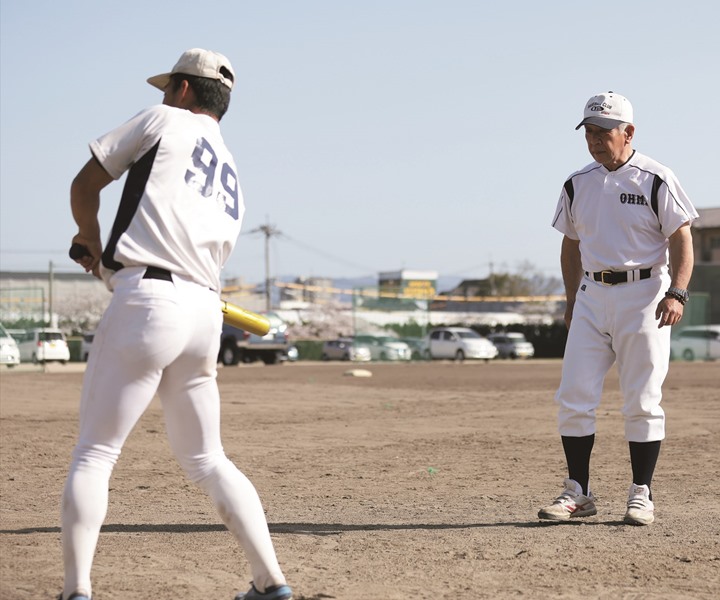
90, 104, 244, 291
551, 150, 698, 273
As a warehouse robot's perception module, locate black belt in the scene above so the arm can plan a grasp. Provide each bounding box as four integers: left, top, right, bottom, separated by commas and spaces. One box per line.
143, 266, 173, 282
586, 269, 651, 285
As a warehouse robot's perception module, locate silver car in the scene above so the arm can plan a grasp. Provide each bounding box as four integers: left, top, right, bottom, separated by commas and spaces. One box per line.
321, 338, 371, 362
354, 335, 412, 361
487, 332, 535, 359
81, 331, 95, 362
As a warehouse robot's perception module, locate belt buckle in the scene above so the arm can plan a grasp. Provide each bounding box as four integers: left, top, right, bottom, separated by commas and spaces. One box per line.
599, 270, 614, 285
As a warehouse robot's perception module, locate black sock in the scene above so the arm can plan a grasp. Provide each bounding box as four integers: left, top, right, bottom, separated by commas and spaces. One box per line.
561, 434, 595, 495
629, 440, 661, 500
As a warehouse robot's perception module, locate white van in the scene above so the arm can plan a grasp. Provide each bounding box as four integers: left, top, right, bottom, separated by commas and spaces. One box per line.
670, 325, 720, 361
18, 328, 70, 364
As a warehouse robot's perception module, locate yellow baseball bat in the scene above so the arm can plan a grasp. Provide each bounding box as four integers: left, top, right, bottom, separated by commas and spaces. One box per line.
220, 300, 271, 336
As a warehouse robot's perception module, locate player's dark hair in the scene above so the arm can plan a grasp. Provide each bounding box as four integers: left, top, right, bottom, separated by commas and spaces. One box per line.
169, 71, 232, 121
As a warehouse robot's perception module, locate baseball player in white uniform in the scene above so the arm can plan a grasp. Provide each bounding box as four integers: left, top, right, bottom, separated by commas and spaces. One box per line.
539, 92, 697, 525
60, 49, 292, 600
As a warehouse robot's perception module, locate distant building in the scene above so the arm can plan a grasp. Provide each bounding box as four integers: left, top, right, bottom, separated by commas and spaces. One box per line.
432, 277, 558, 314
378, 269, 438, 299
691, 207, 720, 324
432, 278, 504, 312
359, 269, 438, 311
0, 270, 109, 328
280, 276, 334, 305
693, 207, 720, 264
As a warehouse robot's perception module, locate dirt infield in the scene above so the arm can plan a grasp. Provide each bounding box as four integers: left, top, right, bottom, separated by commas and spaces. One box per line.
1, 360, 718, 599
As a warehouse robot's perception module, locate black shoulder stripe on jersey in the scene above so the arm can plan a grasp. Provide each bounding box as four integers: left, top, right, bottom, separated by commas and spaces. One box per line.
634, 166, 694, 223
650, 174, 662, 221
102, 140, 161, 271
563, 179, 575, 210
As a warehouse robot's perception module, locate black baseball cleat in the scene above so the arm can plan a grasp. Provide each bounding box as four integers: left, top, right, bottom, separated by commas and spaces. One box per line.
57, 593, 92, 600
234, 583, 293, 600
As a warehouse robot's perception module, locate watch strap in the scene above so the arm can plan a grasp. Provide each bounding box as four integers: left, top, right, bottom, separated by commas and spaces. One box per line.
666, 287, 689, 305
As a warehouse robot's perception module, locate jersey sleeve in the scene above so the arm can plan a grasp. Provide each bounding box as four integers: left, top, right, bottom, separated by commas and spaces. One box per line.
655, 172, 699, 238
89, 106, 168, 180
550, 182, 579, 240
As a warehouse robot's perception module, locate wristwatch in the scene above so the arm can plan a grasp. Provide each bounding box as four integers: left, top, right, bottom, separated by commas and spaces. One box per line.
665, 287, 689, 305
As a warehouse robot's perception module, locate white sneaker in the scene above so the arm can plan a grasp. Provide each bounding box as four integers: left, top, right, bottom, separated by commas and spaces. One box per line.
624, 483, 654, 525
538, 478, 597, 521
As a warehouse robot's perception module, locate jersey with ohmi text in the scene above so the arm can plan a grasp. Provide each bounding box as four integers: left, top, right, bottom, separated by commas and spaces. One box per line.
551, 150, 698, 273
90, 104, 244, 292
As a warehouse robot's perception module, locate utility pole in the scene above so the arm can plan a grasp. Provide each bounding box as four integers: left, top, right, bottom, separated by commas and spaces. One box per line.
250, 221, 282, 312
48, 260, 54, 327
489, 258, 495, 296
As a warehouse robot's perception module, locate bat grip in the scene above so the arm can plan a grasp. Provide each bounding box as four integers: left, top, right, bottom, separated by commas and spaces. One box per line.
69, 243, 91, 260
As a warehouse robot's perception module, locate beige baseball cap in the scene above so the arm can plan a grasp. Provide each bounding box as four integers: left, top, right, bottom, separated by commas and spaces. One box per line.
575, 91, 633, 130
147, 48, 235, 91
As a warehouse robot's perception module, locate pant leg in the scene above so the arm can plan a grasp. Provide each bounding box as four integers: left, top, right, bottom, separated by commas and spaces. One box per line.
556, 279, 616, 437
157, 280, 286, 591
61, 269, 186, 597
612, 275, 670, 442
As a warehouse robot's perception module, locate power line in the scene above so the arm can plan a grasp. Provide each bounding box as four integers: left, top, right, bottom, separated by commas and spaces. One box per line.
280, 234, 377, 274
0, 249, 69, 255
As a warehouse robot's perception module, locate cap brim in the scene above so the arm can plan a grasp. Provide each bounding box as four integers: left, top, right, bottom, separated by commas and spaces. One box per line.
147, 73, 171, 91
575, 117, 626, 131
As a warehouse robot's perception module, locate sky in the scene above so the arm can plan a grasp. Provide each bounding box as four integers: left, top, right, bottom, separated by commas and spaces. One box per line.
1, 1, 718, 287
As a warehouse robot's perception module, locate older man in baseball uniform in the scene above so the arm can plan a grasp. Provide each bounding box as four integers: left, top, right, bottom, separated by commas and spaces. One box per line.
539, 92, 697, 525
60, 49, 292, 600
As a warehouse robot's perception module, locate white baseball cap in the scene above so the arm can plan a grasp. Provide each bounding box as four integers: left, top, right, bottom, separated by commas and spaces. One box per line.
575, 91, 633, 130
147, 48, 235, 91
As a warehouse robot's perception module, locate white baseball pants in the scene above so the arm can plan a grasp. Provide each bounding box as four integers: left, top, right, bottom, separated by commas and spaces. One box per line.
556, 271, 671, 442
61, 267, 285, 598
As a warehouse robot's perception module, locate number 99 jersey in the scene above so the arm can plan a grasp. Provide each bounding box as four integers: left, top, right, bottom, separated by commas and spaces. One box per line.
90, 104, 244, 292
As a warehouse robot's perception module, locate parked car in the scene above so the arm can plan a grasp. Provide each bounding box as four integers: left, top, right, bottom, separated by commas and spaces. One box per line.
219, 312, 294, 366
426, 327, 498, 362
401, 337, 430, 360
354, 335, 412, 361
321, 338, 372, 362
17, 327, 70, 364
670, 325, 720, 361
81, 331, 95, 361
0, 323, 20, 367
487, 332, 535, 359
